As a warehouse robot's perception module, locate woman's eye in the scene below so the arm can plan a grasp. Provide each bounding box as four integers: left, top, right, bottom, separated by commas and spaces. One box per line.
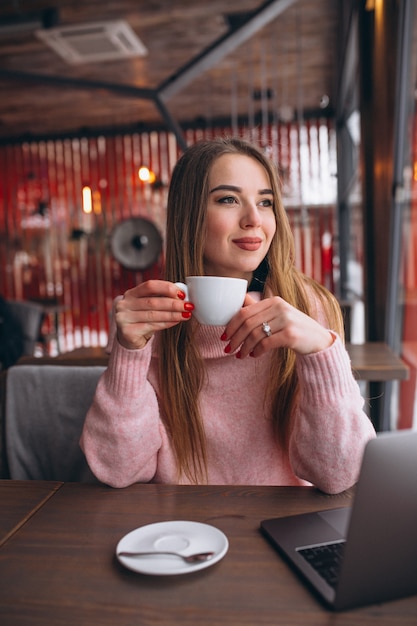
218, 196, 237, 204
259, 198, 273, 208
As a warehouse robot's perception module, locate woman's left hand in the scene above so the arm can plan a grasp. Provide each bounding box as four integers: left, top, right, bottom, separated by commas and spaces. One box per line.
223, 291, 334, 358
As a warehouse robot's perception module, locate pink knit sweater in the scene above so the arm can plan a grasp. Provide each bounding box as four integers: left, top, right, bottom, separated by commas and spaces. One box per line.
80, 321, 375, 493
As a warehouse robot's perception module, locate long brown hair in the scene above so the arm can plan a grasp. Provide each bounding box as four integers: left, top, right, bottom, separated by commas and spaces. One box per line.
159, 137, 343, 483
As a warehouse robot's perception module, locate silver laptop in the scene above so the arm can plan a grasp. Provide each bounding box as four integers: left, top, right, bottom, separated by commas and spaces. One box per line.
261, 430, 417, 611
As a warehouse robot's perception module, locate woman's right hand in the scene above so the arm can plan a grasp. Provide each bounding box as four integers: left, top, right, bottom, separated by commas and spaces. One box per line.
114, 280, 194, 350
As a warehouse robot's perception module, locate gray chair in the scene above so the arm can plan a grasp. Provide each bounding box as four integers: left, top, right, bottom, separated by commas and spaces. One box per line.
7, 300, 44, 356
4, 364, 105, 481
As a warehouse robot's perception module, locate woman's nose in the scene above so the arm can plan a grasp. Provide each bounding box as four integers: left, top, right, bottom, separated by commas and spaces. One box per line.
240, 203, 262, 228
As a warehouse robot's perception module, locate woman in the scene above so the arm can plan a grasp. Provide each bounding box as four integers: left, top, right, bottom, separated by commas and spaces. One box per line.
80, 137, 375, 492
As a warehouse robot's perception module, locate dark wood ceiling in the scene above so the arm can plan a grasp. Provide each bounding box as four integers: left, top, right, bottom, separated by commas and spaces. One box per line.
0, 0, 339, 143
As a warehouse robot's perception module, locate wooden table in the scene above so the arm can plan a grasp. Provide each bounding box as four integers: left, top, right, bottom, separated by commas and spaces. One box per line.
0, 481, 416, 625
346, 342, 409, 381
0, 480, 60, 547
15, 343, 409, 382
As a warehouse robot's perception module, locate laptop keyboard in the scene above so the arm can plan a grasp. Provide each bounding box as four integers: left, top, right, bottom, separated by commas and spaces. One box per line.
297, 541, 346, 589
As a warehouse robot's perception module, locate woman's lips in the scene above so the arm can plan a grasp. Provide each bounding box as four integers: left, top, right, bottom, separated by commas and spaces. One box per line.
232, 238, 263, 251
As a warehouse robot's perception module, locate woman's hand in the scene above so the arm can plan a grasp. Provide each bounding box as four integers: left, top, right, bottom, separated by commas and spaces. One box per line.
115, 280, 194, 350
223, 291, 334, 358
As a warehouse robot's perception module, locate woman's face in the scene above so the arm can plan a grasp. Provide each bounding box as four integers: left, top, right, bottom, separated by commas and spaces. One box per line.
203, 153, 277, 281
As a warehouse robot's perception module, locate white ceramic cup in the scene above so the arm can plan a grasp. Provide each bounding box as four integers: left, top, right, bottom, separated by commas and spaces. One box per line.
175, 276, 248, 326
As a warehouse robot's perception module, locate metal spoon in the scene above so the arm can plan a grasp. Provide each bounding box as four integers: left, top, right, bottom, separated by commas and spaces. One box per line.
117, 549, 215, 563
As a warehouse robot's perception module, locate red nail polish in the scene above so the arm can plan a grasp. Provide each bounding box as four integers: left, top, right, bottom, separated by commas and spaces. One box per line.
220, 332, 228, 341
224, 344, 231, 354
236, 350, 242, 359
182, 312, 192, 319
250, 351, 255, 357
177, 290, 186, 300
184, 302, 194, 311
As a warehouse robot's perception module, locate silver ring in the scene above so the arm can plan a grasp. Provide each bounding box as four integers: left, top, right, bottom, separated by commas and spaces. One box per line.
262, 322, 272, 337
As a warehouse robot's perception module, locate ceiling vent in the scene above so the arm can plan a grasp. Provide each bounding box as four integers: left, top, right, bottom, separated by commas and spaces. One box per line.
35, 20, 147, 65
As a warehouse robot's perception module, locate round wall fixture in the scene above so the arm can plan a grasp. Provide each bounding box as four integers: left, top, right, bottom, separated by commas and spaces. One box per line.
110, 217, 163, 270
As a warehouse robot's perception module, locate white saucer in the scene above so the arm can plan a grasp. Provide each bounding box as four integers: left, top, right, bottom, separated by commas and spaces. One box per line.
116, 520, 229, 576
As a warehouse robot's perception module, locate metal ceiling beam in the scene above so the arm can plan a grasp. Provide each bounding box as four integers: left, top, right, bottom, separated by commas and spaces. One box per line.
0, 68, 156, 100
158, 0, 297, 101
0, 69, 189, 149
153, 95, 188, 151
0, 7, 58, 35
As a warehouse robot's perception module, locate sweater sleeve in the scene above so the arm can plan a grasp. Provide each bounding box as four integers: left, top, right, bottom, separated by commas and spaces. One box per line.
80, 337, 164, 487
289, 334, 376, 494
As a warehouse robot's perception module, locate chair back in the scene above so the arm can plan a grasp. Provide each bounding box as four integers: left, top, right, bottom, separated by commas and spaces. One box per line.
7, 300, 44, 356
4, 364, 105, 481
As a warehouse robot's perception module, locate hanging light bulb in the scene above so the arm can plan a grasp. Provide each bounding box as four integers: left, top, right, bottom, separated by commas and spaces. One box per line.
138, 166, 156, 184
92, 190, 102, 214
82, 185, 92, 214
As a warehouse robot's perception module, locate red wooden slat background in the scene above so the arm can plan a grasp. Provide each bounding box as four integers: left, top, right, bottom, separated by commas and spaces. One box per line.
0, 120, 341, 354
